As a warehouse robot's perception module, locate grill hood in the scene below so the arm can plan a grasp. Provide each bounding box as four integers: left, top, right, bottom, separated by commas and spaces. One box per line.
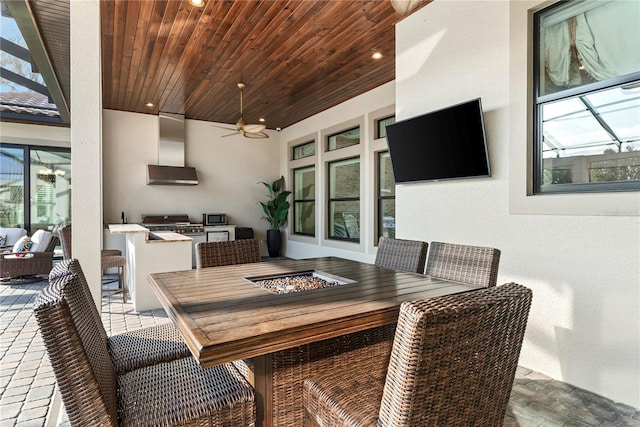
147, 112, 199, 185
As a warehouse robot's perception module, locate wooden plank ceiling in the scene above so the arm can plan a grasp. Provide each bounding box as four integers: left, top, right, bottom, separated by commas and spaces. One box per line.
100, 0, 407, 130
22, 0, 430, 129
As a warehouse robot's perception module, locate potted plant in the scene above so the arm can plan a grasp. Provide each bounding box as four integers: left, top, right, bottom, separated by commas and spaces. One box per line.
258, 175, 291, 257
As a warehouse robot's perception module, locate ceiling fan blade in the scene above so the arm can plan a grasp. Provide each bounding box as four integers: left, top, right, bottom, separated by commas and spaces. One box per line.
243, 131, 269, 139
222, 131, 241, 137
212, 124, 236, 131
242, 123, 266, 133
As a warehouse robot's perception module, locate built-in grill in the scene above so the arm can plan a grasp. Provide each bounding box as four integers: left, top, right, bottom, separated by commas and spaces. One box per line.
141, 214, 204, 235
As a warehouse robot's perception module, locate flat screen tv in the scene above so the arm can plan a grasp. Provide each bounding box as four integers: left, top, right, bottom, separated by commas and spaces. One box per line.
385, 98, 490, 184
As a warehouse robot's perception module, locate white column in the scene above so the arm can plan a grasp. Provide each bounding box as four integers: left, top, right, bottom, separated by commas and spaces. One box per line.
70, 0, 103, 308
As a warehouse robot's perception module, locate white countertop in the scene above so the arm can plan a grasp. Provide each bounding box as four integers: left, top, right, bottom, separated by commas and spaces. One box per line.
108, 224, 148, 234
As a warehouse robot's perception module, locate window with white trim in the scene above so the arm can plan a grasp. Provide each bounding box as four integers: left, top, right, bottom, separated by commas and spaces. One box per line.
328, 157, 360, 242
292, 166, 315, 236
534, 0, 640, 193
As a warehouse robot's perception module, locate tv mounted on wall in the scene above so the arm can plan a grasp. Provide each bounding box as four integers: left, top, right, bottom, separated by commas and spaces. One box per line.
385, 98, 491, 184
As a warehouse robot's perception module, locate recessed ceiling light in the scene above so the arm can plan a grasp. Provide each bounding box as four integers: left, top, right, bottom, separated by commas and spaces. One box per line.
372, 52, 383, 60
189, 0, 205, 7
145, 102, 154, 107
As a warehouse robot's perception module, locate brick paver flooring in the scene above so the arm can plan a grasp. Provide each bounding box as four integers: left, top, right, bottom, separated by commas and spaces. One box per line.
1, 277, 639, 426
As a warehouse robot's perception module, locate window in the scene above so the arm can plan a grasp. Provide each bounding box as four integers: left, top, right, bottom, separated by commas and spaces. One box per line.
293, 166, 315, 236
377, 151, 395, 242
328, 157, 360, 242
534, 0, 640, 193
0, 144, 71, 233
376, 115, 395, 140
0, 145, 25, 228
292, 141, 315, 160
327, 127, 360, 151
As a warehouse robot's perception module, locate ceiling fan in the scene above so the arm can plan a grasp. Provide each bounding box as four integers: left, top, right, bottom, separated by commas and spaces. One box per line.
213, 82, 269, 139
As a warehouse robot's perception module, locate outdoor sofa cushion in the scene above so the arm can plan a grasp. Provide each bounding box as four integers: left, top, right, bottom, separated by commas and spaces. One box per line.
0, 228, 28, 248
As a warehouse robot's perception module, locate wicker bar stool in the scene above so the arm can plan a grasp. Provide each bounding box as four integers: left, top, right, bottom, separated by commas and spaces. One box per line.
35, 265, 256, 426
425, 241, 501, 287
195, 239, 262, 269
303, 283, 532, 427
49, 259, 191, 375
59, 225, 127, 301
374, 237, 428, 273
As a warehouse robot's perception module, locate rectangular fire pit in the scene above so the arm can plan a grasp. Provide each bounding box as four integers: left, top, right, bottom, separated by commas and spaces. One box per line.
247, 270, 354, 294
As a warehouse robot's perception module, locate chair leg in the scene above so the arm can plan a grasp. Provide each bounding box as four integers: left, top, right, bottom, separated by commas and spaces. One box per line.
120, 265, 126, 303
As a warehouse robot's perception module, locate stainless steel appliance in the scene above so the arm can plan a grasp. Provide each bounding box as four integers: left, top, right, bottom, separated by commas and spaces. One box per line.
203, 213, 227, 226
141, 214, 205, 268
204, 225, 236, 242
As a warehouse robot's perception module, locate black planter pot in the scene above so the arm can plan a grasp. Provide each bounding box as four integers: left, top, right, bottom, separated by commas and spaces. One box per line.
266, 229, 282, 257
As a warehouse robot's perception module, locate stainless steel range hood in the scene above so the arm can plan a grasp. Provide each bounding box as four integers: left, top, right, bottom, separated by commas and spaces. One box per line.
147, 112, 199, 185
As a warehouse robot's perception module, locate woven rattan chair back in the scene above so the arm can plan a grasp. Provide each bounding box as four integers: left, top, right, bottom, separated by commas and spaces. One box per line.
34, 270, 119, 426
59, 225, 73, 260
425, 241, 501, 287
378, 283, 532, 426
49, 259, 109, 341
375, 237, 428, 274
195, 239, 261, 269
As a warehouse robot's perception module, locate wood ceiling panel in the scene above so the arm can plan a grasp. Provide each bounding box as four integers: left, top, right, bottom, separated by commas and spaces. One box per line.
100, 0, 415, 129
18, 0, 432, 129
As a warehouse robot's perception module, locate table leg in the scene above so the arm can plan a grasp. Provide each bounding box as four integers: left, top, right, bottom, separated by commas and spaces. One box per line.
252, 354, 273, 427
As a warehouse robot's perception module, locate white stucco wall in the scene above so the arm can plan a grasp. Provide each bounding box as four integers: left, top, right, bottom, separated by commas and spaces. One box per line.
102, 109, 280, 250
395, 0, 639, 407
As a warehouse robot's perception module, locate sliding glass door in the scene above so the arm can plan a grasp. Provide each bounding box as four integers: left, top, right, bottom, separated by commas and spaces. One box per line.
0, 144, 71, 233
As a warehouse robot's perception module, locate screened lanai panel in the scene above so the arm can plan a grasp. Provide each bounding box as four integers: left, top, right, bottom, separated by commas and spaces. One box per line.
542, 85, 640, 158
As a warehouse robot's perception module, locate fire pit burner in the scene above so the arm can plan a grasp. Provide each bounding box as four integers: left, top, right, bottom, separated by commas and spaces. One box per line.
248, 271, 353, 294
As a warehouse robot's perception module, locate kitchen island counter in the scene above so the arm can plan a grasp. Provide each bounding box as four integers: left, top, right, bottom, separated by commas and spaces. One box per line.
108, 224, 191, 312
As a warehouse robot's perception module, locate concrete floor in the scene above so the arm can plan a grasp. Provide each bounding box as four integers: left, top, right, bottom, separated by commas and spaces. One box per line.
1, 277, 639, 426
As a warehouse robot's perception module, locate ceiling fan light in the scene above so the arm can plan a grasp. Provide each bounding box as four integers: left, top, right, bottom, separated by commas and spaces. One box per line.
244, 131, 269, 139
390, 0, 422, 16
243, 123, 266, 133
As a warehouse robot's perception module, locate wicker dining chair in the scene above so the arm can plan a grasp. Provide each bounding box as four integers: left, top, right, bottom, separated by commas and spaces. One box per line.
48, 259, 191, 375
195, 239, 261, 269
35, 266, 256, 426
195, 239, 262, 380
303, 283, 532, 427
59, 225, 127, 301
425, 241, 501, 287
374, 237, 428, 274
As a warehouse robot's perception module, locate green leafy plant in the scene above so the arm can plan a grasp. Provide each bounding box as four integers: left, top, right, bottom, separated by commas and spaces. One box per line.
259, 176, 291, 230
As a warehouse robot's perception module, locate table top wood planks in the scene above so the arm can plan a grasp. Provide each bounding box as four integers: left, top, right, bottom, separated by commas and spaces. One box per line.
148, 257, 482, 426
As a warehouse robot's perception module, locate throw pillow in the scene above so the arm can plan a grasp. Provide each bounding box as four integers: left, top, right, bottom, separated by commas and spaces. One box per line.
12, 236, 33, 257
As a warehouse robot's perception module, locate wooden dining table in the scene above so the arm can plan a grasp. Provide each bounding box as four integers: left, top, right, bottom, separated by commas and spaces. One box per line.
148, 257, 483, 427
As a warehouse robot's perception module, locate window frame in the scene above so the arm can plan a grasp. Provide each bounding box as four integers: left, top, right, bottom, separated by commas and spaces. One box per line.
292, 165, 316, 237
532, 1, 640, 194
376, 150, 395, 244
0, 142, 71, 234
291, 140, 315, 160
327, 156, 361, 243
326, 126, 361, 152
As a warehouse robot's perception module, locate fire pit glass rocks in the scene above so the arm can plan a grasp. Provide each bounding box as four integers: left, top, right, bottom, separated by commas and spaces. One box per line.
248, 271, 353, 294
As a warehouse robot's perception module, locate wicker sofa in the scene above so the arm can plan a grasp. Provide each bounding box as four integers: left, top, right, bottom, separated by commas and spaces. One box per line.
0, 229, 58, 279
